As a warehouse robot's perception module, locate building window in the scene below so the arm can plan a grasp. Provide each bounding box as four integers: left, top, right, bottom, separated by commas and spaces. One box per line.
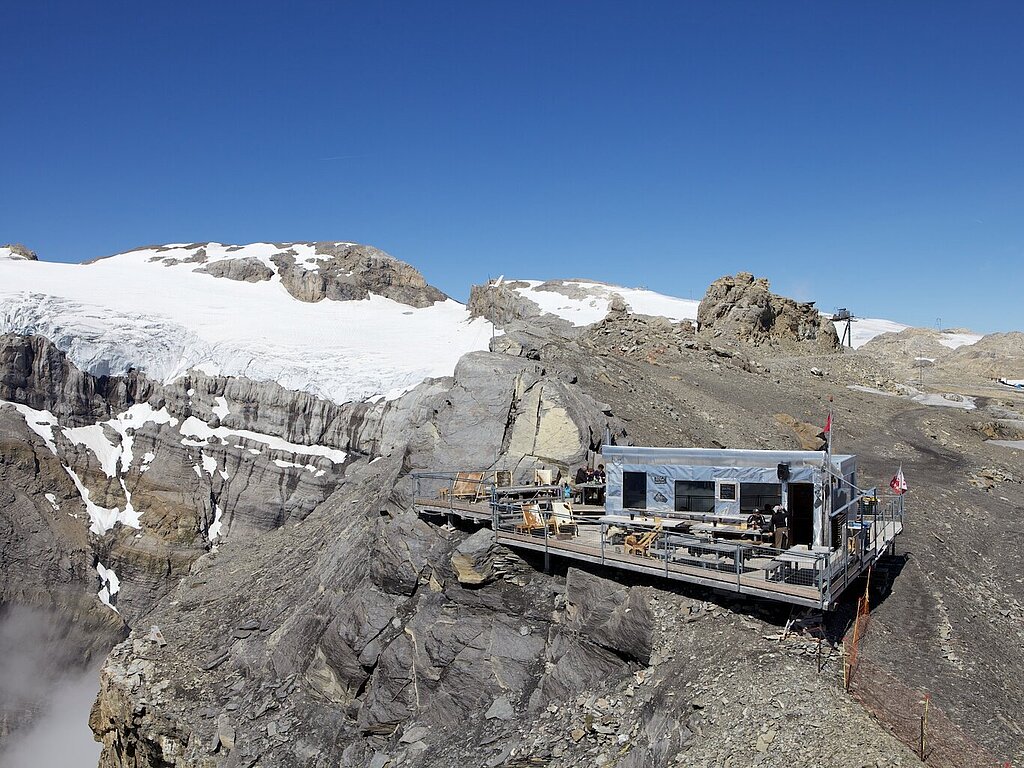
674, 481, 715, 513
718, 482, 738, 501
623, 471, 647, 509
740, 482, 782, 512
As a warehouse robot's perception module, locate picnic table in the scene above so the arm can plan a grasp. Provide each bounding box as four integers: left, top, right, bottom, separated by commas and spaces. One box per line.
599, 515, 687, 530
575, 481, 606, 505
764, 548, 826, 583
690, 522, 772, 543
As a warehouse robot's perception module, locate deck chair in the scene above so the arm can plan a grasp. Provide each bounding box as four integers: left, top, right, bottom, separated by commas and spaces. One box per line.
624, 520, 662, 557
548, 501, 577, 537
514, 506, 548, 536
452, 471, 485, 502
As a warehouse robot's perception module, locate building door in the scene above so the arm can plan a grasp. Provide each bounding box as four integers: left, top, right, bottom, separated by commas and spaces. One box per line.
789, 483, 815, 546
623, 471, 647, 510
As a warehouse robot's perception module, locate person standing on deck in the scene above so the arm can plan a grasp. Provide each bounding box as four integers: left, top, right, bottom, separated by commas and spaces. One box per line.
771, 505, 790, 549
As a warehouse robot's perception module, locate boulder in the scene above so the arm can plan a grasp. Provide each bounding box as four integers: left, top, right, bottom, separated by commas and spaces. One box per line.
696, 273, 840, 352
564, 568, 654, 664
774, 413, 827, 451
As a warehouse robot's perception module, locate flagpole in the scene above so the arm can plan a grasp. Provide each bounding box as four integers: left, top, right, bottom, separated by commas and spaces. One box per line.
827, 405, 833, 457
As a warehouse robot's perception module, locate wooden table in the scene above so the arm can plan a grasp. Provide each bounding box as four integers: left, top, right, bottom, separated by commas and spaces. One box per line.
599, 515, 687, 530
575, 482, 606, 505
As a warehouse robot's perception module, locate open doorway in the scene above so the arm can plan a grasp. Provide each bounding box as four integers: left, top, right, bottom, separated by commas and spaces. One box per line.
623, 471, 647, 510
788, 483, 815, 546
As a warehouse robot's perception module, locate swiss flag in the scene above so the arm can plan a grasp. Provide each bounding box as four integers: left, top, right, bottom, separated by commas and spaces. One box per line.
890, 467, 907, 495
824, 412, 832, 434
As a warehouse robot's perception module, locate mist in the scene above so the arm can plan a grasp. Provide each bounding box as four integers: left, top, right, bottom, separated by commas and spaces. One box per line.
0, 606, 105, 768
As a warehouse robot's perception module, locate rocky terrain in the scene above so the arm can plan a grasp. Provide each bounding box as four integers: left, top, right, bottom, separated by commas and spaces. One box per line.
0, 245, 1021, 767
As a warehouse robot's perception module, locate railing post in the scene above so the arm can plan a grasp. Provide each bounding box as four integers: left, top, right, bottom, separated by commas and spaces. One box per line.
600, 524, 606, 565
544, 517, 550, 573
843, 523, 850, 594
735, 544, 742, 590
664, 532, 669, 577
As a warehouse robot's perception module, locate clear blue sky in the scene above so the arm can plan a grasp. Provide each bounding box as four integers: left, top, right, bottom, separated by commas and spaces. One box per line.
3, 2, 1022, 332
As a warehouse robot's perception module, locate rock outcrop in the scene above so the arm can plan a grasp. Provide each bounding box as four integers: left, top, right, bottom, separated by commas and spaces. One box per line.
468, 280, 574, 331
0, 243, 38, 260
696, 272, 840, 352
271, 243, 447, 307
194, 256, 275, 283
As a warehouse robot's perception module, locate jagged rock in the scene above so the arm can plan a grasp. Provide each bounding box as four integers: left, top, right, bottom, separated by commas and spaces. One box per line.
194, 256, 274, 283
451, 529, 499, 585
696, 273, 840, 352
3, 251, 1020, 768
563, 568, 653, 665
774, 413, 826, 451
484, 695, 514, 720
467, 281, 560, 328
272, 243, 446, 307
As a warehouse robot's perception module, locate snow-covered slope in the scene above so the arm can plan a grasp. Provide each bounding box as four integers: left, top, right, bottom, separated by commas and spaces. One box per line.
0, 243, 494, 404
510, 280, 700, 327
833, 317, 981, 350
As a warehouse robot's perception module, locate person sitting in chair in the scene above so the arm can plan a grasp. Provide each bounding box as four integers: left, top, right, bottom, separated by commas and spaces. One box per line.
746, 510, 765, 531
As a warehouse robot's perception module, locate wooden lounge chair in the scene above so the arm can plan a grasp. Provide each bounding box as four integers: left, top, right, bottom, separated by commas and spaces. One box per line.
515, 506, 548, 536
452, 471, 485, 502
625, 529, 660, 557
548, 501, 577, 537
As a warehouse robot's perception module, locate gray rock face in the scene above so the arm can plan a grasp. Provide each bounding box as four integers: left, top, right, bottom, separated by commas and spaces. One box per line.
563, 568, 654, 665
194, 256, 274, 283
0, 333, 144, 425
468, 281, 581, 335
697, 272, 840, 352
272, 243, 447, 307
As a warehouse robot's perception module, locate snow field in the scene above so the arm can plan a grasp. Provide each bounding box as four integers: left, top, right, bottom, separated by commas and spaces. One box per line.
0, 243, 495, 404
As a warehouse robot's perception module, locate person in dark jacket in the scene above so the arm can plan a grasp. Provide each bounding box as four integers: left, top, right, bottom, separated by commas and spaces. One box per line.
771, 505, 790, 549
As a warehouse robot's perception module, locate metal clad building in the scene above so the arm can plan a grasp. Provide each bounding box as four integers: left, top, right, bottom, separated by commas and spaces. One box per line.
602, 446, 857, 549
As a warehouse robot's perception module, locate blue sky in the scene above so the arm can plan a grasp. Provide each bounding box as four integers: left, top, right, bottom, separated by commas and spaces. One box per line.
3, 2, 1022, 332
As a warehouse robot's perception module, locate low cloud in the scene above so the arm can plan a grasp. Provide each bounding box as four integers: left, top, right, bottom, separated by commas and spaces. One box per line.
0, 606, 103, 767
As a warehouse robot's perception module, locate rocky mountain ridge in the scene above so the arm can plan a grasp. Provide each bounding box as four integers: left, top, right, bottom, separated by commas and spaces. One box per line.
0, 246, 1021, 766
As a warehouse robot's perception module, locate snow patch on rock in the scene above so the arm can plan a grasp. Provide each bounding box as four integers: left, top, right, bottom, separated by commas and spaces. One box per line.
96, 563, 120, 611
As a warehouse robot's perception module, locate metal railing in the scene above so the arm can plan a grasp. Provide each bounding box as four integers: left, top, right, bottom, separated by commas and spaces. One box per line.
412, 470, 906, 609
491, 507, 830, 599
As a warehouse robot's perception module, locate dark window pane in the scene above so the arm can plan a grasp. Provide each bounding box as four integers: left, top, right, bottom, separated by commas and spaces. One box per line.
623, 472, 647, 509
739, 482, 782, 511
674, 481, 715, 513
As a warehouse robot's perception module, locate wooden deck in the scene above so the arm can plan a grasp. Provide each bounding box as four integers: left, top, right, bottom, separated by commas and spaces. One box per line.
413, 496, 900, 609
